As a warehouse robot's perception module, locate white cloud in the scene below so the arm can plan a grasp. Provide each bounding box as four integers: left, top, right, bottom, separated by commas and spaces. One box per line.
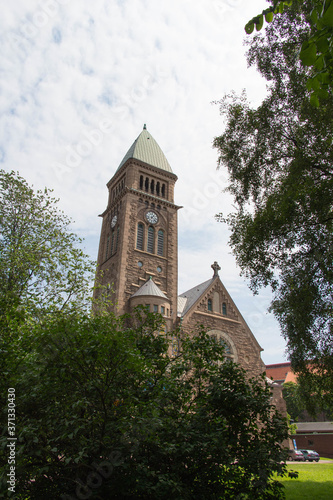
0, 0, 285, 364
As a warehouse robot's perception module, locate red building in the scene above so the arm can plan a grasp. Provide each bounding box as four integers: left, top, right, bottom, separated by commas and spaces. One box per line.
266, 362, 333, 459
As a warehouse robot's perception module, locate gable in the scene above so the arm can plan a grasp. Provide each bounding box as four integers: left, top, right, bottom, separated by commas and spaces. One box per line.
179, 276, 239, 322
179, 276, 263, 355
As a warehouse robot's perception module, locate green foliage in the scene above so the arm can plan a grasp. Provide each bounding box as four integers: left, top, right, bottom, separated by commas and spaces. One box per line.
214, 3, 333, 414
246, 1, 333, 105
283, 377, 333, 422
296, 361, 333, 418
245, 1, 293, 34
0, 311, 288, 499
282, 382, 305, 422
0, 170, 96, 438
0, 170, 94, 327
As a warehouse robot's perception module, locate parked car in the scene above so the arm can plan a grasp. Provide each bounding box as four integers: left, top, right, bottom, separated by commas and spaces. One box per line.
288, 449, 305, 461
299, 449, 320, 462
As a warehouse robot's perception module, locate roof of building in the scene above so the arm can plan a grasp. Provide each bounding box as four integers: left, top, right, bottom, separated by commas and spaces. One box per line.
117, 125, 173, 173
296, 422, 333, 433
177, 262, 225, 317
284, 370, 297, 384
265, 363, 293, 384
131, 276, 168, 299
178, 277, 214, 316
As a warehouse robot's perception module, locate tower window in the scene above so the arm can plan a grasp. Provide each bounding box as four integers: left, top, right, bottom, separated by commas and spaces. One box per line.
145, 177, 149, 192
153, 304, 158, 313
147, 226, 154, 253
150, 180, 155, 193
208, 299, 212, 311
111, 231, 115, 255
140, 175, 143, 189
136, 223, 144, 250
105, 235, 110, 260
157, 229, 164, 256
161, 183, 165, 197
222, 303, 227, 315
156, 182, 160, 195
115, 227, 119, 252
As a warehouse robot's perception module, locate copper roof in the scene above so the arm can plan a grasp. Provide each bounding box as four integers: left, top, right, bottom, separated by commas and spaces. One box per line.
131, 277, 168, 299
117, 125, 173, 173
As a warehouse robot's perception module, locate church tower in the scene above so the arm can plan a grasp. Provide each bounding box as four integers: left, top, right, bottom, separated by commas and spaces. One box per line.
95, 125, 269, 378
95, 125, 180, 324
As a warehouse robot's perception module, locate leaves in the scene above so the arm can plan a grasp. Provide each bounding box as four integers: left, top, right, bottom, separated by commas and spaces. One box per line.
322, 0, 333, 27
0, 170, 95, 328
214, 2, 333, 413
246, 1, 333, 106
245, 2, 293, 36
300, 40, 317, 66
0, 311, 288, 499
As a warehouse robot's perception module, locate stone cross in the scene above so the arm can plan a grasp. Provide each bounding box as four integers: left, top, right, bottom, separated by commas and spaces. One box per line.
211, 261, 221, 277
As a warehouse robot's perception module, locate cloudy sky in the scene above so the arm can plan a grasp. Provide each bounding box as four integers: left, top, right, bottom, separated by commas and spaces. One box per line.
0, 0, 288, 364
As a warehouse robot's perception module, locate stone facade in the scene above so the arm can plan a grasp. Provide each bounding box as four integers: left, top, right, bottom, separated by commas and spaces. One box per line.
179, 271, 265, 377
95, 126, 266, 379
95, 154, 180, 320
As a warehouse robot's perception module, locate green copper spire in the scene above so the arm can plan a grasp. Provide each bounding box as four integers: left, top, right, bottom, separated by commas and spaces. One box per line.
116, 126, 173, 173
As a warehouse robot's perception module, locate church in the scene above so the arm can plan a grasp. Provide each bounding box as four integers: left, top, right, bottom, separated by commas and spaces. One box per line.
94, 125, 265, 378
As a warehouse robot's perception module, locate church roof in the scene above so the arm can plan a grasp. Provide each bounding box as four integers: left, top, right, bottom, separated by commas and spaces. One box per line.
117, 125, 173, 173
131, 277, 168, 299
178, 277, 214, 316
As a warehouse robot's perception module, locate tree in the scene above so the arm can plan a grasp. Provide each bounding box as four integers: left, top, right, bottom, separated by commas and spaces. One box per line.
245, 1, 333, 106
0, 310, 288, 500
0, 170, 94, 327
0, 170, 95, 432
282, 382, 305, 421
213, 3, 333, 412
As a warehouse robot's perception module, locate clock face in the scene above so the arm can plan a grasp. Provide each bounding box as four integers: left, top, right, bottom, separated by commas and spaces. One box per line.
111, 215, 117, 228
145, 211, 158, 224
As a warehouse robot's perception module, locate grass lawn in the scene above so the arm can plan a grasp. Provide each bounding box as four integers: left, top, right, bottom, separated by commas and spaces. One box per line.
279, 463, 333, 500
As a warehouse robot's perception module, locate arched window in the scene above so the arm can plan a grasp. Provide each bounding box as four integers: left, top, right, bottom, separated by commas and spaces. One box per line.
136, 223, 144, 250
110, 231, 115, 255
156, 182, 160, 195
145, 177, 149, 192
208, 330, 238, 362
218, 338, 232, 357
140, 175, 143, 189
147, 226, 154, 253
157, 229, 164, 256
115, 227, 119, 252
161, 183, 165, 197
105, 235, 110, 260
207, 298, 212, 311
222, 303, 227, 315
150, 180, 155, 193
